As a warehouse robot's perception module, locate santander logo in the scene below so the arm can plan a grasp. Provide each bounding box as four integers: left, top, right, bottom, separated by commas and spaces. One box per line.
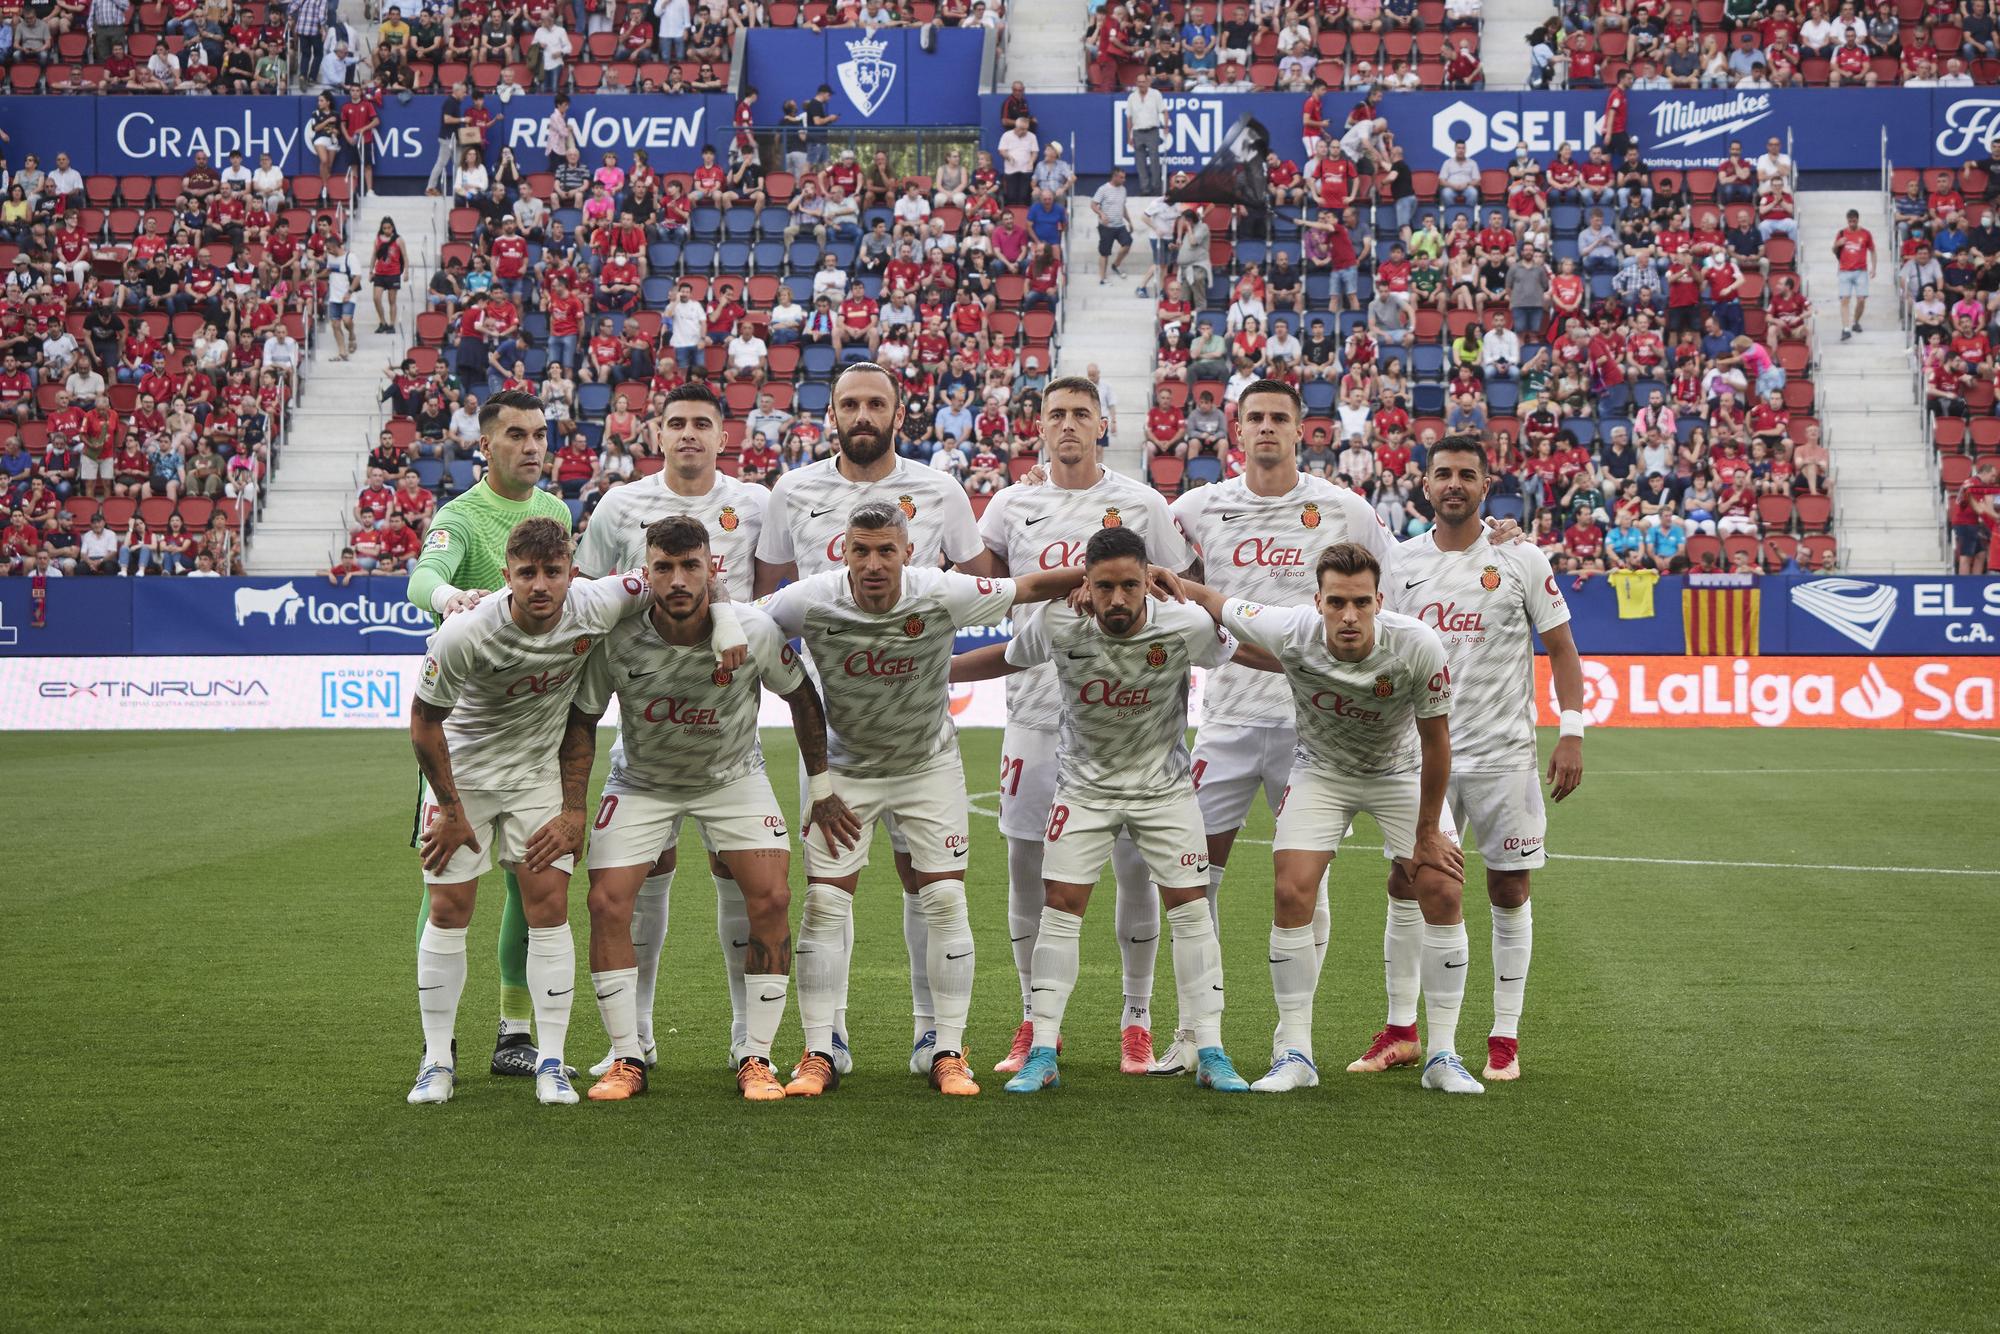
1079, 678, 1152, 707
1233, 537, 1306, 568
640, 696, 722, 725
1309, 690, 1383, 720
1418, 602, 1488, 633
845, 649, 918, 677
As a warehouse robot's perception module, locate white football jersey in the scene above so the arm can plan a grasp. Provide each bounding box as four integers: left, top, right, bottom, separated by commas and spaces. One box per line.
1218, 603, 1450, 779
574, 470, 770, 600
574, 604, 804, 792
759, 565, 1016, 778
979, 467, 1194, 730
1392, 529, 1569, 773
758, 454, 982, 578
417, 571, 652, 791
1006, 598, 1236, 806
1172, 470, 1399, 727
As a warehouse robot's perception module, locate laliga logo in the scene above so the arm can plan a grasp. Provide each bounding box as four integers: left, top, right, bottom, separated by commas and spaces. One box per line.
838, 36, 898, 117
1936, 98, 2000, 159
1555, 658, 1620, 724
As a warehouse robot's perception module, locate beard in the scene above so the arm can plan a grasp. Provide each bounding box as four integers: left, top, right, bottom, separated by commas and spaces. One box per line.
836, 418, 894, 467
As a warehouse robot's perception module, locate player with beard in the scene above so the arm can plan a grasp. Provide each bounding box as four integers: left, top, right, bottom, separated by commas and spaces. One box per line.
761, 502, 1098, 1098
1354, 436, 1586, 1083
957, 375, 1194, 1076
755, 364, 984, 1078
950, 527, 1251, 1095
574, 383, 775, 1080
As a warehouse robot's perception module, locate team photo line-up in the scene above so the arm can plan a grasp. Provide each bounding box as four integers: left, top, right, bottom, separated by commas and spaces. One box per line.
403, 361, 1588, 1106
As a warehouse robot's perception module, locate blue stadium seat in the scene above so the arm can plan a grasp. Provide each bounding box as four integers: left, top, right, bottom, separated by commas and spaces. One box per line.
857, 273, 883, 300
1301, 381, 1335, 413
1600, 416, 1632, 444
648, 242, 682, 270
753, 241, 786, 273
566, 498, 585, 524
839, 345, 874, 364
758, 205, 790, 237
690, 207, 723, 241
788, 240, 821, 272
1484, 494, 1525, 523
1676, 416, 1698, 443
801, 344, 837, 379
447, 460, 477, 493
1551, 238, 1580, 263
1568, 418, 1597, 445
575, 421, 603, 450
1184, 455, 1223, 486
1551, 205, 1583, 237
1272, 242, 1302, 266
1412, 344, 1445, 379
521, 312, 549, 343
719, 241, 752, 273
1236, 239, 1267, 269
1589, 273, 1615, 302
682, 242, 718, 273
577, 383, 613, 420
554, 208, 584, 232
826, 240, 858, 268
724, 209, 756, 239
1305, 274, 1332, 304
1412, 383, 1446, 415
796, 381, 830, 414
523, 349, 546, 378
414, 459, 444, 489
862, 207, 894, 231
1337, 311, 1367, 339
1486, 380, 1521, 414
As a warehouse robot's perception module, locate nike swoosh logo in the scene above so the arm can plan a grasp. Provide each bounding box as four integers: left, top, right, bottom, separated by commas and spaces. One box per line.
809, 506, 838, 518
628, 667, 661, 679
595, 987, 625, 999
1268, 956, 1293, 964
1520, 848, 1537, 858
546, 986, 575, 996
945, 950, 973, 960
1443, 960, 1465, 969
417, 984, 442, 991
1210, 984, 1225, 992
1066, 651, 1093, 659
1010, 934, 1032, 943
1220, 512, 1244, 521
1129, 933, 1159, 944
1500, 974, 1524, 982
825, 626, 849, 635
1024, 514, 1051, 526
1031, 985, 1056, 993
951, 848, 967, 858
759, 989, 788, 1002
490, 661, 521, 675
1404, 577, 1431, 589
773, 827, 787, 837
731, 938, 750, 949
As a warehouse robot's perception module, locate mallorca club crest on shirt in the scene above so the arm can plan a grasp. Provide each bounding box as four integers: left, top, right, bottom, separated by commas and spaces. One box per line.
837, 35, 898, 117
903, 614, 926, 637
1146, 641, 1168, 668
1480, 564, 1502, 591
713, 665, 734, 686
718, 505, 740, 531
1301, 502, 1321, 529
1102, 507, 1123, 528
573, 636, 594, 656
897, 493, 917, 519
1373, 674, 1394, 698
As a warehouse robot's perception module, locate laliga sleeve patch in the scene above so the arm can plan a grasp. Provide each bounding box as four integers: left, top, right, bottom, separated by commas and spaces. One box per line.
422, 656, 441, 686
425, 528, 450, 551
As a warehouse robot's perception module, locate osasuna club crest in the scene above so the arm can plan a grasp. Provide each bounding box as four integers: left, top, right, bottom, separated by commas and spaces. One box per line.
837, 36, 897, 117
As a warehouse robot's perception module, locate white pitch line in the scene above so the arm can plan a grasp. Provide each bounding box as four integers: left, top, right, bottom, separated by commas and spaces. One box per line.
1933, 730, 2000, 745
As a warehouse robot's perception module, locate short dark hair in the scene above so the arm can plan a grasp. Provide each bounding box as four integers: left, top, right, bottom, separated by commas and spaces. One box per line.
1429, 434, 1488, 474
1044, 374, 1100, 407
1238, 378, 1304, 417
505, 516, 571, 566
661, 381, 723, 419
1084, 525, 1148, 568
1314, 541, 1381, 590
479, 388, 545, 436
646, 515, 710, 558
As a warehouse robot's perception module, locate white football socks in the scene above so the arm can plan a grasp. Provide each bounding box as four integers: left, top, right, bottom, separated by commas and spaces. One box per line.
1203, 863, 1225, 937
1006, 836, 1044, 1019
1269, 922, 1319, 1058
796, 883, 852, 1055
1168, 898, 1224, 1049
1028, 907, 1082, 1049
1384, 896, 1424, 1028
835, 905, 853, 1045
1420, 921, 1470, 1059
591, 966, 642, 1060
417, 922, 467, 1068
1312, 870, 1332, 971
919, 881, 975, 1055
526, 923, 576, 1068
742, 972, 788, 1062
903, 890, 935, 1040
1111, 836, 1157, 1032
714, 872, 749, 1052
632, 870, 673, 1047
1491, 900, 1533, 1040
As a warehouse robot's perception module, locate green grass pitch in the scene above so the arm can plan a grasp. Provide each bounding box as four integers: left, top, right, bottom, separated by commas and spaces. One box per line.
4, 726, 1997, 1329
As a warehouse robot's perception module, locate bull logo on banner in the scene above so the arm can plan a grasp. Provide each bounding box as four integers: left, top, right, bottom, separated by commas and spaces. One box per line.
837, 36, 898, 117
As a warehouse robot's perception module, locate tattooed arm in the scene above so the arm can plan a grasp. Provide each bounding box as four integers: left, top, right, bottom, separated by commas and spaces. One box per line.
782, 673, 862, 853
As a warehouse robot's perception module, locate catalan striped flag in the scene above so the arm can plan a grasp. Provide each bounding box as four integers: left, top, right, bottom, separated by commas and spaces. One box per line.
1682, 576, 1761, 655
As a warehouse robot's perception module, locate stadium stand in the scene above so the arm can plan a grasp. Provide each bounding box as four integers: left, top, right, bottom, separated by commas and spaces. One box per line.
1137, 90, 1840, 575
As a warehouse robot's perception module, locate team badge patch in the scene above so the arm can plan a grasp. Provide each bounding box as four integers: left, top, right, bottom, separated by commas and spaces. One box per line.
1233, 600, 1261, 618
424, 528, 450, 551
1373, 674, 1395, 698
897, 494, 917, 519
713, 666, 734, 686
1480, 564, 1502, 591
903, 614, 925, 637
1102, 507, 1122, 528
1146, 642, 1168, 668
718, 506, 740, 532
422, 656, 440, 686
1301, 503, 1322, 529
573, 637, 594, 656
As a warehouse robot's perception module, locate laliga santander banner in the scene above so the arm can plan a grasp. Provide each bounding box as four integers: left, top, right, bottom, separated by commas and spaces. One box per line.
1533, 656, 2000, 729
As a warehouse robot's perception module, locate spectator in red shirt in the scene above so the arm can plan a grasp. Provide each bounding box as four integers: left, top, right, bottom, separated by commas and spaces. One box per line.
1832, 208, 1877, 337
394, 469, 436, 532
1145, 387, 1186, 462
375, 511, 420, 572
1951, 462, 1998, 573
356, 467, 396, 528
1829, 31, 1878, 83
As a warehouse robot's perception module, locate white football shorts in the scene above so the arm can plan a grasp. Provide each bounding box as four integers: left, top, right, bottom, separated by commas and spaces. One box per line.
1272, 768, 1457, 862
802, 752, 968, 880
1191, 721, 1298, 835
588, 771, 790, 870
1041, 787, 1209, 890
417, 780, 571, 885
996, 721, 1061, 842
798, 755, 910, 856
1448, 768, 1548, 870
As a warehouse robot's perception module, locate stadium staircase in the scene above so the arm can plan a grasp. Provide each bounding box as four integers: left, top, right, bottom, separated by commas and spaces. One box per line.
1002, 0, 1088, 89
1480, 0, 1539, 86
1798, 188, 1943, 573
251, 191, 444, 574
1061, 197, 1151, 472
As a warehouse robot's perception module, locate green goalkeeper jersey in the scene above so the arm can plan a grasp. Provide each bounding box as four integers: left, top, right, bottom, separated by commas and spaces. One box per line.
406, 479, 575, 620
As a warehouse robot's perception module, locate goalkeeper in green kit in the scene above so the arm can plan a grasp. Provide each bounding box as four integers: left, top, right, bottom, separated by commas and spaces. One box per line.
406, 390, 584, 1076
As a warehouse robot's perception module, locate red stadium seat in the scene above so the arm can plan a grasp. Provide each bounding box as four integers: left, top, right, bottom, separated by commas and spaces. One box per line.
1756, 495, 1795, 531
1149, 456, 1186, 492
1795, 494, 1833, 533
